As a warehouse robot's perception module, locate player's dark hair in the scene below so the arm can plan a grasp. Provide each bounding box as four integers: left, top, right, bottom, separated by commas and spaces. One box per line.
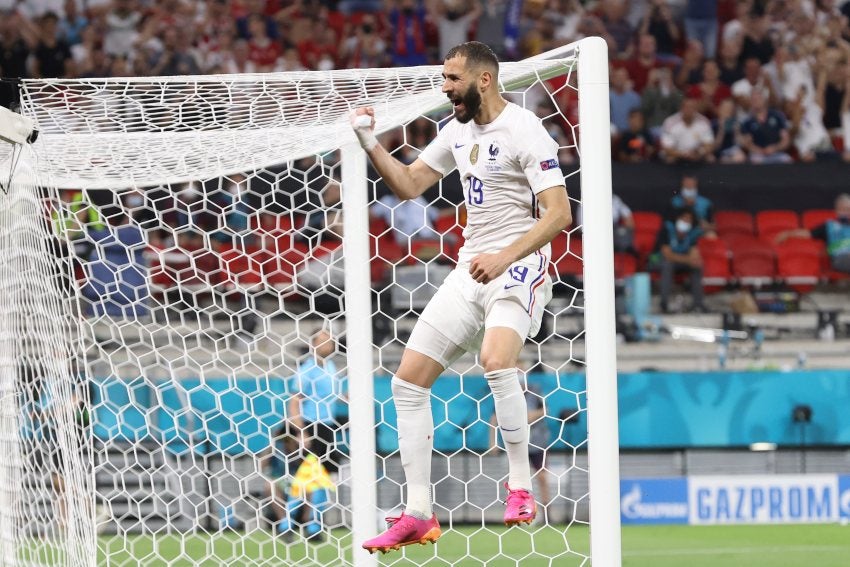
445, 42, 499, 78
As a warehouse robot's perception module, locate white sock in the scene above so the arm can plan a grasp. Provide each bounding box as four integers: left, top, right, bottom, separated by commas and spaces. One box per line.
391, 376, 433, 518
486, 368, 532, 492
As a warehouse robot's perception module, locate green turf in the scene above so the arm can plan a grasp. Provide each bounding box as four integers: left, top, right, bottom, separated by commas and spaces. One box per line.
64, 523, 850, 566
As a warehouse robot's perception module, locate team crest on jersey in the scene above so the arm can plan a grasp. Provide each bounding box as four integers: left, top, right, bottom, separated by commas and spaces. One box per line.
469, 144, 479, 164
488, 143, 499, 160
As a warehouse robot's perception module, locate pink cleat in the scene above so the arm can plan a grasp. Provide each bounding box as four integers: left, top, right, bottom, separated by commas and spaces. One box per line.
503, 483, 536, 526
362, 513, 442, 554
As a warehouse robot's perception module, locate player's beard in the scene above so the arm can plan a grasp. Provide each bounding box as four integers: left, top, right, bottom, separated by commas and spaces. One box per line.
452, 86, 482, 124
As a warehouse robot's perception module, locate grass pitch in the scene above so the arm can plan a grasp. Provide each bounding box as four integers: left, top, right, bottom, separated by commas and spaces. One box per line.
91, 523, 850, 566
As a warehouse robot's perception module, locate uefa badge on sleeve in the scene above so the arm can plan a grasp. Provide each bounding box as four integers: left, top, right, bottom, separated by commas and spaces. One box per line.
540, 158, 558, 171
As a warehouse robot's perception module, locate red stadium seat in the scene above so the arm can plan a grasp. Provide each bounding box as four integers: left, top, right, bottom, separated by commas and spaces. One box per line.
632, 211, 663, 234
698, 238, 731, 291
632, 211, 663, 261
614, 252, 637, 281
433, 211, 465, 241
731, 240, 776, 287
551, 233, 583, 278
714, 210, 754, 238
775, 238, 822, 293
720, 232, 762, 251
755, 210, 800, 243
219, 244, 264, 290
147, 244, 222, 293
801, 209, 834, 231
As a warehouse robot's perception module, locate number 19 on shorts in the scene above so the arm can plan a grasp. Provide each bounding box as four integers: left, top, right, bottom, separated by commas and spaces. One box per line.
467, 175, 484, 206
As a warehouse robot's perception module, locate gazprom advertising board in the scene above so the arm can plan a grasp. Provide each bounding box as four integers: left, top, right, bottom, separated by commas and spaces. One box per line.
621, 474, 850, 525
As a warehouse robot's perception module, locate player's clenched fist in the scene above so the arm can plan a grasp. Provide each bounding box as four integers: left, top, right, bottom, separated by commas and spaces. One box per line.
469, 252, 511, 283
350, 108, 378, 151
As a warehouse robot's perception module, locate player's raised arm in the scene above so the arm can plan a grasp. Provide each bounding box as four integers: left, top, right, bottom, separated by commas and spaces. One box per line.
350, 108, 443, 200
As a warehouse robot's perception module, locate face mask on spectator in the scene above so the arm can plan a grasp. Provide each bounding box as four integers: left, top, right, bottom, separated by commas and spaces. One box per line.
126, 194, 143, 207
676, 220, 692, 233
681, 188, 697, 199
838, 215, 850, 224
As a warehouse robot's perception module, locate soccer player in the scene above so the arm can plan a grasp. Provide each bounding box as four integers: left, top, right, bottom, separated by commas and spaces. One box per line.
350, 41, 571, 554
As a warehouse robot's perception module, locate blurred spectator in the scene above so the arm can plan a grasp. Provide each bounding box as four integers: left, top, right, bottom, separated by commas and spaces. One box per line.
103, 0, 142, 58
618, 109, 655, 162
236, 0, 279, 40
774, 45, 831, 161
684, 0, 718, 58
518, 3, 558, 59
641, 67, 684, 140
816, 59, 850, 161
687, 60, 732, 119
58, 0, 87, 46
675, 39, 705, 89
732, 57, 774, 112
621, 33, 664, 93
82, 207, 150, 319
149, 28, 201, 75
71, 24, 97, 68
223, 39, 257, 73
550, 0, 584, 47
338, 14, 387, 68
32, 12, 73, 78
721, 0, 751, 47
765, 44, 815, 107
277, 329, 347, 539
198, 0, 235, 44
611, 193, 636, 254
476, 0, 510, 58
610, 67, 641, 135
287, 329, 347, 473
80, 47, 112, 77
775, 193, 850, 273
297, 20, 338, 71
740, 89, 793, 163
653, 207, 705, 314
0, 13, 32, 106
671, 174, 715, 233
713, 98, 747, 163
660, 98, 715, 164
432, 0, 481, 60
739, 13, 775, 64
598, 0, 634, 58
279, 47, 307, 71
246, 13, 281, 72
388, 0, 428, 66
717, 36, 745, 85
639, 0, 680, 61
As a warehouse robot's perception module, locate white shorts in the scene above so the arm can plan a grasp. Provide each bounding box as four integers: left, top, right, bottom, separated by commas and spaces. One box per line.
407, 255, 553, 367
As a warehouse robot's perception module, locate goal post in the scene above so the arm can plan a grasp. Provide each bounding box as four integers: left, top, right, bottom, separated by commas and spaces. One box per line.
576, 36, 622, 567
1, 36, 620, 566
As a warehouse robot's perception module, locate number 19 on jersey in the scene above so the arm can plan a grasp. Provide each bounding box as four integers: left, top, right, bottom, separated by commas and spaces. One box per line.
467, 175, 484, 206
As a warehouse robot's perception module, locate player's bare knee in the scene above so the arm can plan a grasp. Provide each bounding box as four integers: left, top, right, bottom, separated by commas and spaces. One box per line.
480, 352, 516, 374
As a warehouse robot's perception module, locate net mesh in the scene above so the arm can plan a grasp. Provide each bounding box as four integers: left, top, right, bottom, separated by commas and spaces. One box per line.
2, 51, 594, 566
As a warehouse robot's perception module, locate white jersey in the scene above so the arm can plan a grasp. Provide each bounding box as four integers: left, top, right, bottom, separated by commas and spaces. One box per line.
418, 102, 565, 266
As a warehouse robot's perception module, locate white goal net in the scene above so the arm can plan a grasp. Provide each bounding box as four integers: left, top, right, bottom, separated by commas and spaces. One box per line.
0, 37, 618, 566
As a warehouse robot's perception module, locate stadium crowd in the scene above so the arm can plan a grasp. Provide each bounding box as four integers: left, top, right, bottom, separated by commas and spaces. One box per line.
2, 0, 850, 163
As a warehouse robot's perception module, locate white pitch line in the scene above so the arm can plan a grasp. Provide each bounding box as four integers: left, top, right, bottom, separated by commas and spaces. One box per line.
625, 545, 849, 557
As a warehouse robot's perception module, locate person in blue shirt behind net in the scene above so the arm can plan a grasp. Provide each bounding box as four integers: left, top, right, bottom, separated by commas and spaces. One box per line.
775, 193, 850, 273
670, 173, 715, 234
270, 329, 347, 540
652, 207, 706, 314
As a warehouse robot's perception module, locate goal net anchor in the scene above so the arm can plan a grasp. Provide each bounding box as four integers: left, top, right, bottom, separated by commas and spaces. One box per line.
0, 104, 38, 193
